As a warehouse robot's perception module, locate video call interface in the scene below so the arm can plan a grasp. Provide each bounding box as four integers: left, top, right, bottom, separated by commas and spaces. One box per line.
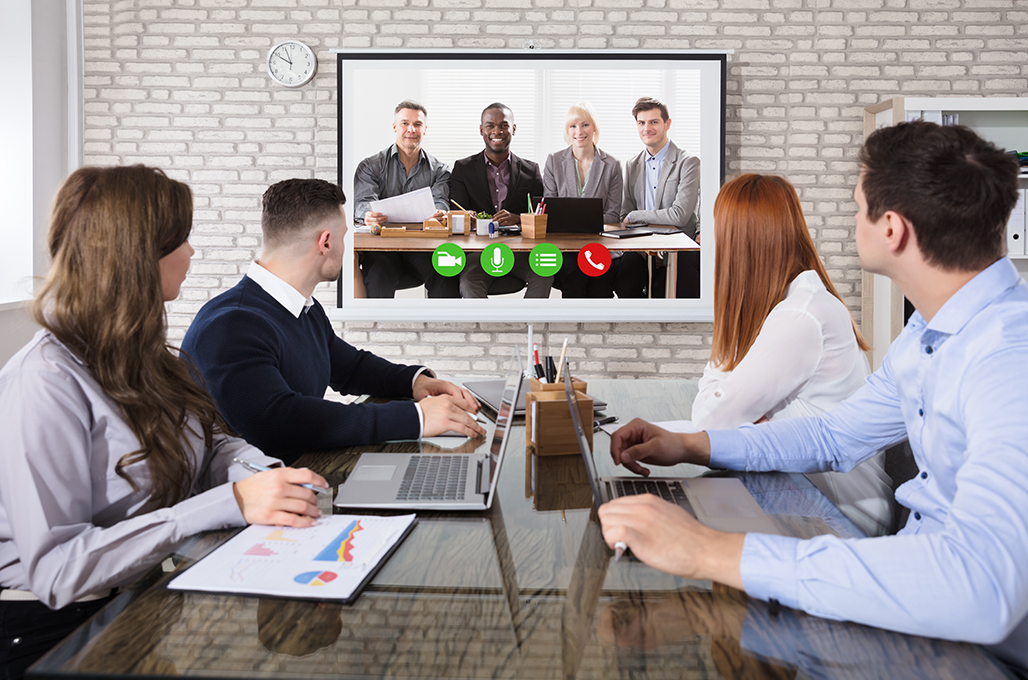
335, 51, 726, 322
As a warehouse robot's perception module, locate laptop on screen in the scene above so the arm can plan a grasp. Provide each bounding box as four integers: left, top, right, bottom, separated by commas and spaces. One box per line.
562, 358, 780, 535
333, 351, 523, 511
539, 197, 604, 234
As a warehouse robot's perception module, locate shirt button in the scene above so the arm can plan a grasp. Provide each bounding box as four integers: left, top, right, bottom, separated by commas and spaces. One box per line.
920, 471, 928, 480
914, 512, 921, 520
714, 391, 722, 398
918, 408, 924, 417
12, 638, 22, 645
926, 346, 933, 355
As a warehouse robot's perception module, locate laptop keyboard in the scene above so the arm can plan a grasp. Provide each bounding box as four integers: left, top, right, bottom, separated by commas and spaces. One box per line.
614, 479, 688, 505
396, 455, 469, 501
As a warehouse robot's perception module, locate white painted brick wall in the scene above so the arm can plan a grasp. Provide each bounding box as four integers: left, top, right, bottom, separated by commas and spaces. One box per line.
81, 0, 1028, 380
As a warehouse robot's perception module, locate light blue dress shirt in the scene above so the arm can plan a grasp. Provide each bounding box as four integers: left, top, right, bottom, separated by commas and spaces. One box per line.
708, 258, 1028, 668
643, 142, 670, 211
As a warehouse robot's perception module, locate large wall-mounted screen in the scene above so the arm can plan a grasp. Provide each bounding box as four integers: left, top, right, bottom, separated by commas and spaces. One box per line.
334, 50, 726, 322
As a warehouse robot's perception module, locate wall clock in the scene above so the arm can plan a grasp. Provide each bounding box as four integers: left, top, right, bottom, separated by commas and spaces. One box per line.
267, 40, 317, 87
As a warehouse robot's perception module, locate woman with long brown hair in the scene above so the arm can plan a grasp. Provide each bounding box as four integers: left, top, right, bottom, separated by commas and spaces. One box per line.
0, 165, 326, 679
691, 173, 892, 536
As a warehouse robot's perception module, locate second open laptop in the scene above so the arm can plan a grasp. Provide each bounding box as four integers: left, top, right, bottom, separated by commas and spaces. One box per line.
539, 197, 604, 234
562, 358, 780, 535
333, 350, 523, 511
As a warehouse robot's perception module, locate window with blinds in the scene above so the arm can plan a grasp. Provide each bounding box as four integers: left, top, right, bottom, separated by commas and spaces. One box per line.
419, 68, 702, 171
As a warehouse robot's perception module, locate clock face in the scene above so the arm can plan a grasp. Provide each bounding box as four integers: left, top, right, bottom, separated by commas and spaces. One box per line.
267, 41, 317, 87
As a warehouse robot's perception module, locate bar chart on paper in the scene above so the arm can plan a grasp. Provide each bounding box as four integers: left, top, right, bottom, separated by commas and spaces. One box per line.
169, 514, 416, 601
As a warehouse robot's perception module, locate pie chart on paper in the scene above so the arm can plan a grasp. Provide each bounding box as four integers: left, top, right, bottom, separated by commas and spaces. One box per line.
293, 570, 337, 586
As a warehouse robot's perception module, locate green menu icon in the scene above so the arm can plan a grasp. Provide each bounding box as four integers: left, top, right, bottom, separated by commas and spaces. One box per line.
529, 243, 562, 277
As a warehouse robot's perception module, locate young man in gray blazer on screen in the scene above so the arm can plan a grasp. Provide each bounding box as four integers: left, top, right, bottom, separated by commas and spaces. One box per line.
617, 97, 701, 299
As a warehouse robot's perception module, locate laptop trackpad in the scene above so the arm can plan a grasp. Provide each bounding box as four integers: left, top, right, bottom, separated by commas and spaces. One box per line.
352, 465, 397, 481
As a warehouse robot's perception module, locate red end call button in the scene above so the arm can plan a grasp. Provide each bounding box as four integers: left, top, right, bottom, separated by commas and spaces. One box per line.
577, 243, 611, 277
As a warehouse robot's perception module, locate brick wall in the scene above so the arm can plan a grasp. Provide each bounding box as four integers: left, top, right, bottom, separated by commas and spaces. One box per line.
81, 0, 1028, 380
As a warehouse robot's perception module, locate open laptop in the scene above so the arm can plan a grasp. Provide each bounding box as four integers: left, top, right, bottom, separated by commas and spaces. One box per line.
334, 351, 523, 511
540, 197, 604, 234
562, 358, 781, 535
464, 376, 606, 417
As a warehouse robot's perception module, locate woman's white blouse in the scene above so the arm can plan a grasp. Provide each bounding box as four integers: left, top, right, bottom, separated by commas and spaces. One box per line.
0, 330, 279, 609
692, 271, 893, 536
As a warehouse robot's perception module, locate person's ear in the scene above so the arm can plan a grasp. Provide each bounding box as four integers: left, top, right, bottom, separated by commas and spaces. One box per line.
881, 210, 912, 255
316, 230, 332, 255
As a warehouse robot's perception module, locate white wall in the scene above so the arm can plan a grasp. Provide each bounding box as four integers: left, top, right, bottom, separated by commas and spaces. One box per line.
53, 1, 1028, 377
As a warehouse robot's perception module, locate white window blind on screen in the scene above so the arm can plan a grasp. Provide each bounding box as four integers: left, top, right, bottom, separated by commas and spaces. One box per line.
418, 67, 703, 174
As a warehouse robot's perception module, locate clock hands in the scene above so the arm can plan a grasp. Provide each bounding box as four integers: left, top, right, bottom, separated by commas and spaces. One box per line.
276, 51, 293, 66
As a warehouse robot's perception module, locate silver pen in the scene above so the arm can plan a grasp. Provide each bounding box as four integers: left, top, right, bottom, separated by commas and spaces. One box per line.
613, 540, 627, 562
232, 458, 329, 495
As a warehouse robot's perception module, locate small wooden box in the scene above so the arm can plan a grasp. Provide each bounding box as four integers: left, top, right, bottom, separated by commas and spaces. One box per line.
530, 376, 587, 394
379, 222, 452, 238
521, 214, 548, 239
446, 210, 474, 236
525, 387, 593, 457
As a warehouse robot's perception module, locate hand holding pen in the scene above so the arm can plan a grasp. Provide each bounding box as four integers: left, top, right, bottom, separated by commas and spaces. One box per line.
232, 458, 329, 528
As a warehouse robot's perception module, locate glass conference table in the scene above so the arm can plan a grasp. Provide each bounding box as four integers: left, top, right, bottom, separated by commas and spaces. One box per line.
31, 381, 1016, 679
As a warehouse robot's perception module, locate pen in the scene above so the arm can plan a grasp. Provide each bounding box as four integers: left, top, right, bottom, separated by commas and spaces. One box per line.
614, 541, 627, 562
545, 356, 557, 383
527, 194, 533, 213
232, 458, 329, 495
593, 415, 618, 428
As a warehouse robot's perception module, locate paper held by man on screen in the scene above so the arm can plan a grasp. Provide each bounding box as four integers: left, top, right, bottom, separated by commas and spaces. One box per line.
168, 514, 416, 602
369, 187, 437, 223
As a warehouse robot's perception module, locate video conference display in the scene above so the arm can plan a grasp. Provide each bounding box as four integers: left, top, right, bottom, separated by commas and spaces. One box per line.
334, 50, 726, 322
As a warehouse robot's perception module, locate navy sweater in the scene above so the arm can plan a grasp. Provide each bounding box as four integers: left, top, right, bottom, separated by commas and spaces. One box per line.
181, 277, 422, 463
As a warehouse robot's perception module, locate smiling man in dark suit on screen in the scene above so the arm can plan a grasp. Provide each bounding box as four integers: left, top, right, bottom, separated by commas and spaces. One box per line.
450, 103, 553, 298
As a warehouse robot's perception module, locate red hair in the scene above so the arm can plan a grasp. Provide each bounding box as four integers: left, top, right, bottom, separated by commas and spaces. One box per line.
710, 174, 869, 371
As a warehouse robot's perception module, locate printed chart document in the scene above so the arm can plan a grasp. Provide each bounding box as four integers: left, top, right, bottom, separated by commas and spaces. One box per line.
369, 186, 437, 223
169, 514, 416, 603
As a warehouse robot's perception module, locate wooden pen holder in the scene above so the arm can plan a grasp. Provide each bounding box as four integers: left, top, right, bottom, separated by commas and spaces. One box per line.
521, 214, 548, 239
525, 376, 592, 457
446, 210, 474, 236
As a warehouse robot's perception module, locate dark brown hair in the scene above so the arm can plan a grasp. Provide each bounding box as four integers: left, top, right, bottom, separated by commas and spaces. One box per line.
711, 174, 869, 371
632, 97, 669, 122
261, 178, 347, 248
34, 165, 230, 507
859, 120, 1019, 271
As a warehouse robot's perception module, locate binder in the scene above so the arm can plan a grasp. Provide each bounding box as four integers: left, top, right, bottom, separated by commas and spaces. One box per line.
1007, 189, 1025, 257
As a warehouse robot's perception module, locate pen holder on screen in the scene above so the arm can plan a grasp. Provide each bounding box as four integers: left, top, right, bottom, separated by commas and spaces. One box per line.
525, 377, 592, 457
521, 214, 547, 239
446, 210, 474, 236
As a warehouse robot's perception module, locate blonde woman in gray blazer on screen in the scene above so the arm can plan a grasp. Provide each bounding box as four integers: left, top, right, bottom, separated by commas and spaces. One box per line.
543, 102, 622, 297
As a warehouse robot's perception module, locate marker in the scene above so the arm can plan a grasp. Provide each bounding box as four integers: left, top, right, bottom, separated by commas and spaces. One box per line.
232, 458, 329, 495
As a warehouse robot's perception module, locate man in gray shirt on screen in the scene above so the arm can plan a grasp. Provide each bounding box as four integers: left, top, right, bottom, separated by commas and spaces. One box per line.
617, 97, 701, 299
353, 100, 458, 298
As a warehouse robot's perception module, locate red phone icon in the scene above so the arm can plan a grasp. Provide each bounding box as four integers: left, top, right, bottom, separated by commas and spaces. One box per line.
577, 243, 611, 277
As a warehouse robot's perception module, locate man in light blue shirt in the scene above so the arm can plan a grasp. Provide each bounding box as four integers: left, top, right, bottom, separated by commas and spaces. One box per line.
599, 121, 1028, 670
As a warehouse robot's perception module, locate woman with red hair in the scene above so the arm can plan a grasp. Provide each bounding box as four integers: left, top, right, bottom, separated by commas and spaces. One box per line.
691, 173, 893, 536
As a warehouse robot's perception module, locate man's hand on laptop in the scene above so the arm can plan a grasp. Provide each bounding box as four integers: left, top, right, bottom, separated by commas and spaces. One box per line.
598, 494, 744, 589
611, 418, 712, 475
421, 395, 487, 438
413, 374, 480, 413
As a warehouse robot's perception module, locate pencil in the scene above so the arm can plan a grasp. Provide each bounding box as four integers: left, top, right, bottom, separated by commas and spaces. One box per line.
554, 337, 569, 382
450, 198, 469, 212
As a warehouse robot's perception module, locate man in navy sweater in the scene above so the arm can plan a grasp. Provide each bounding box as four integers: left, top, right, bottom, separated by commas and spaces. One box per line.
181, 179, 485, 464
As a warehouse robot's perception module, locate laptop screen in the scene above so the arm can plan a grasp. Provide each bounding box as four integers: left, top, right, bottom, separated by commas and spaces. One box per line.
563, 356, 605, 508
485, 350, 523, 506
